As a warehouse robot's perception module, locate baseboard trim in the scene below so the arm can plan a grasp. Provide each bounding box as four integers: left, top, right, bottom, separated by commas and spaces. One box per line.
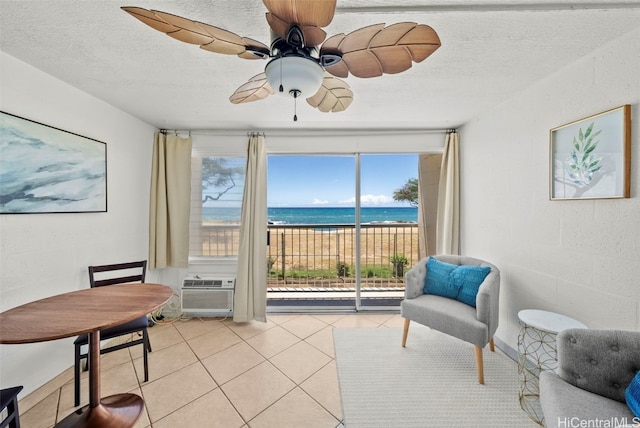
494, 336, 518, 362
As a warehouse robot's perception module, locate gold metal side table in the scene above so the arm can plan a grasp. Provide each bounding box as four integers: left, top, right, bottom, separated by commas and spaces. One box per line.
517, 309, 587, 426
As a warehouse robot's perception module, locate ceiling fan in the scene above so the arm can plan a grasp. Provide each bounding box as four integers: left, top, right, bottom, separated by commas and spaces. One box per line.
122, 1, 441, 121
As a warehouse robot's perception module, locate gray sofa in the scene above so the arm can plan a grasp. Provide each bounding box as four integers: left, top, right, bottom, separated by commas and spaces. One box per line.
540, 328, 640, 428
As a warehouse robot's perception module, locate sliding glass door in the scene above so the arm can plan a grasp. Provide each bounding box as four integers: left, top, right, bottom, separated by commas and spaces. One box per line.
358, 154, 418, 308
266, 155, 356, 309
266, 153, 418, 311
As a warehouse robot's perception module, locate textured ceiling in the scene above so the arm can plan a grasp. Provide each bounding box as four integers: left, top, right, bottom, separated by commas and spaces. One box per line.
1, 0, 639, 130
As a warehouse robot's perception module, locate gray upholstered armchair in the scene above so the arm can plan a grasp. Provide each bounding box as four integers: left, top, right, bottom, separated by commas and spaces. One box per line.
540, 328, 640, 428
401, 255, 500, 384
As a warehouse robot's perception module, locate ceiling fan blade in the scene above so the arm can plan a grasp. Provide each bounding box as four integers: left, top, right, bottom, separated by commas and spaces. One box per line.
196, 22, 267, 57
121, 7, 176, 33
265, 12, 326, 47
263, 0, 336, 28
149, 10, 216, 45
229, 73, 274, 104
321, 23, 441, 78
238, 38, 271, 59
307, 74, 353, 113
319, 33, 348, 77
263, 0, 335, 46
122, 7, 269, 59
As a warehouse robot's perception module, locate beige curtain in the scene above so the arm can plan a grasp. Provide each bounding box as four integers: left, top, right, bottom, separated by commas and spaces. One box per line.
417, 184, 428, 260
436, 131, 460, 255
148, 132, 192, 268
417, 154, 442, 259
234, 134, 268, 322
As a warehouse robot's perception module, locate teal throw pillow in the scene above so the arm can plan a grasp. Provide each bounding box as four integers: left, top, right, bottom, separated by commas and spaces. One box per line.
423, 257, 460, 299
451, 265, 491, 307
626, 370, 640, 418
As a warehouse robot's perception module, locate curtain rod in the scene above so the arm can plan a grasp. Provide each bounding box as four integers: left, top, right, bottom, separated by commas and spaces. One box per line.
159, 128, 452, 137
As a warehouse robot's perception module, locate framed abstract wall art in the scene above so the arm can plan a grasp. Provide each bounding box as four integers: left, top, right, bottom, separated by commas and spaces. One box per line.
0, 111, 107, 213
550, 104, 631, 200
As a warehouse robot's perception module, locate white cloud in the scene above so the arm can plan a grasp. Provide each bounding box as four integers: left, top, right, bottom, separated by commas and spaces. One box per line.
312, 198, 329, 205
338, 194, 393, 205
361, 194, 394, 205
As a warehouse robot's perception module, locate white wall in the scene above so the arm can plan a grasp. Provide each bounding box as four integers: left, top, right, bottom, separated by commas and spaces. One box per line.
459, 28, 640, 351
0, 52, 157, 396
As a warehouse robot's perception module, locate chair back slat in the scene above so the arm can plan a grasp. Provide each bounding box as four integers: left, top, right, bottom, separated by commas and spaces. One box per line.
88, 260, 147, 288
93, 275, 145, 287
0, 385, 23, 428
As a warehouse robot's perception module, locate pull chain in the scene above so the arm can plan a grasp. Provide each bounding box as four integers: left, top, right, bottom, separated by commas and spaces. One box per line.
279, 58, 284, 93
293, 90, 298, 121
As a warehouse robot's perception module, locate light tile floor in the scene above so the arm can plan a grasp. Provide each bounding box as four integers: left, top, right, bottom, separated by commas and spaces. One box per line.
18, 312, 406, 428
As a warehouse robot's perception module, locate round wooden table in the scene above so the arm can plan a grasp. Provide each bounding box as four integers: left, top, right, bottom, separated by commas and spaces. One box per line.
0, 282, 173, 428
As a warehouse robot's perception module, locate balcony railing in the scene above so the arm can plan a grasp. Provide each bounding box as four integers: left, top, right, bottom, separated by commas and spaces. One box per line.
193, 223, 419, 291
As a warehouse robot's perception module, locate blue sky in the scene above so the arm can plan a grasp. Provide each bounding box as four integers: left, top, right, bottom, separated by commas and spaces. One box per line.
267, 154, 418, 207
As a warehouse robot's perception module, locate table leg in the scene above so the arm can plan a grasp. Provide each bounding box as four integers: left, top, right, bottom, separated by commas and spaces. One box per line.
55, 330, 144, 428
89, 331, 100, 408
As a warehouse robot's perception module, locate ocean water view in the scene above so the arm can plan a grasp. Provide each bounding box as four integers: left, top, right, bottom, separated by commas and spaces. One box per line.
203, 206, 417, 224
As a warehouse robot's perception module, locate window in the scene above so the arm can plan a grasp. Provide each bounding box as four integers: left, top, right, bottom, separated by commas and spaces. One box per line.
189, 155, 246, 258
187, 130, 444, 270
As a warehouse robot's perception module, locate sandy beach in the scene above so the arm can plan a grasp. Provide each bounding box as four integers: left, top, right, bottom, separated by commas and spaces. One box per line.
197, 223, 419, 284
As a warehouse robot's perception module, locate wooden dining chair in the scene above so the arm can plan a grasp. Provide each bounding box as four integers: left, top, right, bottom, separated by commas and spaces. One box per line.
73, 260, 151, 406
0, 386, 23, 428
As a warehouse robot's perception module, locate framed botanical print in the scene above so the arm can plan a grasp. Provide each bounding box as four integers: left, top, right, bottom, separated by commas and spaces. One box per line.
550, 105, 631, 200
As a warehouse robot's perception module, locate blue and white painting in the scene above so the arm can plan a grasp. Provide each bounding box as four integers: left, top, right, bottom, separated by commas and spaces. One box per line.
0, 112, 106, 213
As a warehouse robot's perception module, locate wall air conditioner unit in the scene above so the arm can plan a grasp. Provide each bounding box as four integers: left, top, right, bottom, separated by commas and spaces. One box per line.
181, 275, 235, 317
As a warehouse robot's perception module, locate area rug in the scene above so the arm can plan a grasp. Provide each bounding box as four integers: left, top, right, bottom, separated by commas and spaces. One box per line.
333, 326, 536, 428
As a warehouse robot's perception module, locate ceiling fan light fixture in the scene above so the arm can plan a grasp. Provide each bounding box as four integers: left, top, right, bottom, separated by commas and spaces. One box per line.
123, 5, 438, 118
265, 56, 324, 99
